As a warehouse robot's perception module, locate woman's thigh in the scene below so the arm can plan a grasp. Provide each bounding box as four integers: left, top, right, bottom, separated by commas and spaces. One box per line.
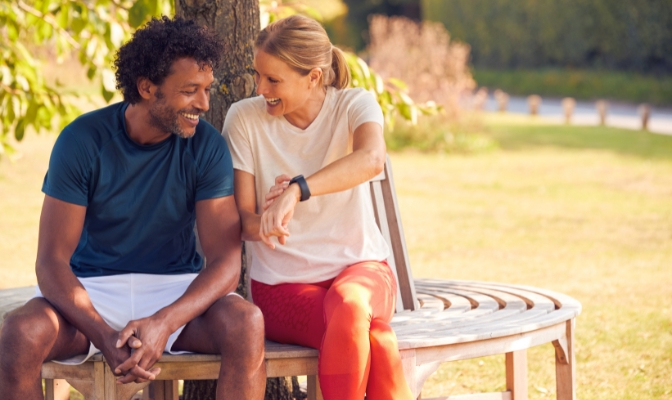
324, 260, 397, 324
251, 279, 332, 349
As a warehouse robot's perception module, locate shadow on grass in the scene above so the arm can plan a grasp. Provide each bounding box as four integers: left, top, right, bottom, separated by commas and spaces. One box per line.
488, 122, 672, 161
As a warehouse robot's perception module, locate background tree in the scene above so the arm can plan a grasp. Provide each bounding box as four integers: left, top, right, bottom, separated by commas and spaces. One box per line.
0, 0, 434, 160
0, 0, 173, 158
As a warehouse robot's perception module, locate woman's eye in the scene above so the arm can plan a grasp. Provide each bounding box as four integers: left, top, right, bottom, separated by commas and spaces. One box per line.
269, 78, 279, 84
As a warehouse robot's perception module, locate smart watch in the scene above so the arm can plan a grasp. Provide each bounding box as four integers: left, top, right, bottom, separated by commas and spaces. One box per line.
289, 174, 311, 202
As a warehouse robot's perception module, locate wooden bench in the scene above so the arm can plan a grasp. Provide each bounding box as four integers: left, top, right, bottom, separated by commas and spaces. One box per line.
0, 158, 581, 400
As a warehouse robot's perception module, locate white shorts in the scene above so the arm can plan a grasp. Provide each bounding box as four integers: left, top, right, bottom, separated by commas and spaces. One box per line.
34, 273, 236, 365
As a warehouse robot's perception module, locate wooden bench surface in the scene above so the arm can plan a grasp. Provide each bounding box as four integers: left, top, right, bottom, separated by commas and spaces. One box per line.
0, 279, 581, 358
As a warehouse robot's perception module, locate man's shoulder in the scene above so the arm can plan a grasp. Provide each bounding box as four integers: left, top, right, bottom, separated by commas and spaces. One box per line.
61, 102, 126, 145
189, 119, 231, 166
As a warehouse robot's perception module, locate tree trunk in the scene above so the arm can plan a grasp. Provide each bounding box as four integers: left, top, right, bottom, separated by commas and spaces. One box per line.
175, 1, 298, 399
176, 0, 259, 132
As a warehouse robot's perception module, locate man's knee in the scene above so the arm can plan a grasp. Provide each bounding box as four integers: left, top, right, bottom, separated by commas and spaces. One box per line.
209, 296, 265, 346
0, 304, 57, 369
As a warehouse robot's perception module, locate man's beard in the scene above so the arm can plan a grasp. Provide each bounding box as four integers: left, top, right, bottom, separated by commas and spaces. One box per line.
149, 90, 197, 139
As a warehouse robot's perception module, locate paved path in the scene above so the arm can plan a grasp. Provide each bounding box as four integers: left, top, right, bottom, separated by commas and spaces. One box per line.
484, 95, 672, 135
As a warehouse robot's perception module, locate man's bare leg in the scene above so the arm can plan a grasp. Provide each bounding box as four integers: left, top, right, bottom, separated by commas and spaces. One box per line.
0, 298, 90, 400
173, 295, 266, 400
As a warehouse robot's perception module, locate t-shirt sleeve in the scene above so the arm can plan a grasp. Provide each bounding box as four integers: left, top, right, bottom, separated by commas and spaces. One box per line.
42, 128, 91, 206
347, 90, 385, 133
195, 130, 235, 201
222, 103, 255, 175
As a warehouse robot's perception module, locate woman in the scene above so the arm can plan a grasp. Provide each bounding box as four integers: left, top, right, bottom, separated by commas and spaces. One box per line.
223, 14, 414, 400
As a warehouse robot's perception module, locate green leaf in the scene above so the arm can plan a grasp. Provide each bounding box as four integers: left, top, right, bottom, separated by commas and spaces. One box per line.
129, 0, 150, 29
388, 78, 408, 91
101, 84, 115, 103
398, 91, 414, 105
398, 103, 412, 121
355, 57, 371, 80
71, 16, 88, 35
7, 20, 19, 40
6, 96, 16, 123
109, 22, 124, 48
25, 100, 39, 124
101, 68, 116, 92
56, 3, 70, 29
14, 118, 25, 141
373, 74, 384, 95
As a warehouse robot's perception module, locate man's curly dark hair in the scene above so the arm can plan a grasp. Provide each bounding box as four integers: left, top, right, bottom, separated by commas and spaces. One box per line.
114, 16, 224, 104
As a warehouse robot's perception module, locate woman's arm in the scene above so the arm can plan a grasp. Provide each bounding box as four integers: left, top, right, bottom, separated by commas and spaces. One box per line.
260, 121, 385, 248
308, 121, 385, 196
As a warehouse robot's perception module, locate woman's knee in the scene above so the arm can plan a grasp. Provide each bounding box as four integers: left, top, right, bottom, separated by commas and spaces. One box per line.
369, 319, 398, 351
323, 288, 370, 325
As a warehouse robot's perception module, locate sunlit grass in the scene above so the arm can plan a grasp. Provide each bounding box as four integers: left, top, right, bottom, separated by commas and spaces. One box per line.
395, 113, 672, 399
1, 112, 671, 398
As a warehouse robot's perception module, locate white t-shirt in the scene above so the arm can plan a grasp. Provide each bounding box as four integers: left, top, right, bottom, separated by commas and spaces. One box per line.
223, 87, 390, 285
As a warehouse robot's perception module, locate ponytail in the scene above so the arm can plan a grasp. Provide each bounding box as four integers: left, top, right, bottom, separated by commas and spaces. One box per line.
330, 46, 351, 89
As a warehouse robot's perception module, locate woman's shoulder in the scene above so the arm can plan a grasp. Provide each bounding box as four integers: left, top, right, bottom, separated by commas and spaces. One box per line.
331, 87, 375, 103
229, 95, 267, 117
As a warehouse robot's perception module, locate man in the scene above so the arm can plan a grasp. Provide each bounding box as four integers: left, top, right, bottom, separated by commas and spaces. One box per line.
0, 16, 266, 399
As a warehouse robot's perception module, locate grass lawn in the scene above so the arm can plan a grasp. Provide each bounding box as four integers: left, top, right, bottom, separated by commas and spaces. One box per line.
1, 113, 671, 399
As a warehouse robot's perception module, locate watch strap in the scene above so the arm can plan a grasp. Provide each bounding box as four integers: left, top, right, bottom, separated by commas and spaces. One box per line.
289, 175, 311, 202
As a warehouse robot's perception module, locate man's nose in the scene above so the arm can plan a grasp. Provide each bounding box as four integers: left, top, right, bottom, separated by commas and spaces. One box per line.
197, 88, 210, 113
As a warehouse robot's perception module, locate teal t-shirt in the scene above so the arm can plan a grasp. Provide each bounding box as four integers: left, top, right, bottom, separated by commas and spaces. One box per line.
42, 102, 234, 277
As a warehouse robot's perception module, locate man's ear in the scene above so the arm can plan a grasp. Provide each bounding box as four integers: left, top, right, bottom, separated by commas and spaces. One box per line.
308, 68, 322, 88
136, 77, 154, 100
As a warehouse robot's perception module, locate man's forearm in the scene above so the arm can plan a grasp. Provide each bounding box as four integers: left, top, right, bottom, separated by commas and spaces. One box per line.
153, 248, 242, 333
36, 260, 114, 348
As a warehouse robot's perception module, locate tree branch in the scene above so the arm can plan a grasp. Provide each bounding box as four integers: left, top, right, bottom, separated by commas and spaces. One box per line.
16, 0, 81, 49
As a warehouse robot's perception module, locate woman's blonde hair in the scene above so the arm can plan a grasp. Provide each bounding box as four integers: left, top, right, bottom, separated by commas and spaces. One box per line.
255, 15, 350, 89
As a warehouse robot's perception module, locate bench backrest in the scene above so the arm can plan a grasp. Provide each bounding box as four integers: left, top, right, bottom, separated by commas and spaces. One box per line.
369, 157, 418, 312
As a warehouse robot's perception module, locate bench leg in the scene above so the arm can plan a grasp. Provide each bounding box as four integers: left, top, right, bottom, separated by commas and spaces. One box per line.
45, 378, 70, 400
506, 350, 528, 400
307, 375, 323, 400
142, 381, 179, 400
554, 319, 576, 400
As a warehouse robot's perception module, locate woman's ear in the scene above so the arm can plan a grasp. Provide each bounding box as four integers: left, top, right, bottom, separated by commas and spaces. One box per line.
308, 68, 323, 88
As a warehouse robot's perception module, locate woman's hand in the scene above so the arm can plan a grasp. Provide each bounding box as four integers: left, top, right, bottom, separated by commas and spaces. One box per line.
259, 182, 301, 249
264, 174, 292, 211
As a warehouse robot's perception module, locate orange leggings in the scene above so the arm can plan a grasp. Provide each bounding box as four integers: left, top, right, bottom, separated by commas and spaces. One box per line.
251, 261, 414, 400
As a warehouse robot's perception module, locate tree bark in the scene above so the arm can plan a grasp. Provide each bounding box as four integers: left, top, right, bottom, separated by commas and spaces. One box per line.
175, 1, 299, 399
176, 0, 259, 132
